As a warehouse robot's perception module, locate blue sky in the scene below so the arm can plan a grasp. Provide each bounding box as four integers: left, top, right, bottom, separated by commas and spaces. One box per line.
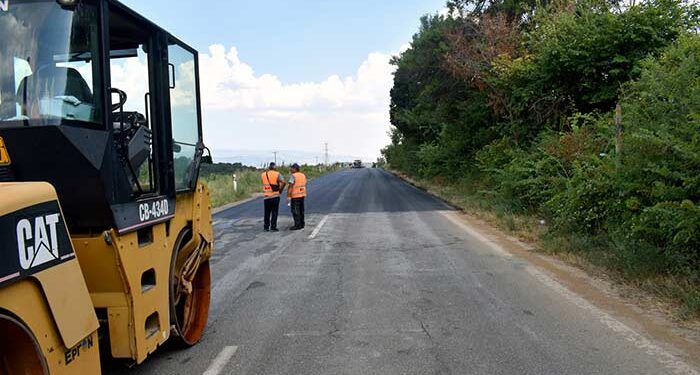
121, 0, 446, 164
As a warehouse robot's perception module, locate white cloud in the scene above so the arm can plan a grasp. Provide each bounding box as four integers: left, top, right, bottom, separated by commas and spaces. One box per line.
197, 44, 397, 160
110, 54, 150, 114
199, 45, 394, 114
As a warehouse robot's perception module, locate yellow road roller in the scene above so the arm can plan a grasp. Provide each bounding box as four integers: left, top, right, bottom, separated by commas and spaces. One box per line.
0, 0, 213, 373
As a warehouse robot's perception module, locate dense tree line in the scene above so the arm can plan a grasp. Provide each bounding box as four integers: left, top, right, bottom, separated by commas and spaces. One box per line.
384, 0, 700, 312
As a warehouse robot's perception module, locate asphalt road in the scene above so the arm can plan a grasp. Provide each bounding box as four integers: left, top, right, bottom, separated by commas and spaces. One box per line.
106, 168, 698, 375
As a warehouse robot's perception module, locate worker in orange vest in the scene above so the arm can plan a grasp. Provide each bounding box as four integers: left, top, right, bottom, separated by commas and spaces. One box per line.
287, 163, 307, 230
261, 162, 286, 232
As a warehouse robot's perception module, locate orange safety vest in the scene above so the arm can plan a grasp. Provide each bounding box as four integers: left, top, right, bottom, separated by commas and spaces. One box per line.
261, 170, 281, 197
289, 172, 307, 198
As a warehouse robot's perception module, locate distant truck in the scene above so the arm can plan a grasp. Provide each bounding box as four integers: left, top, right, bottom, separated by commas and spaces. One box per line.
352, 160, 364, 168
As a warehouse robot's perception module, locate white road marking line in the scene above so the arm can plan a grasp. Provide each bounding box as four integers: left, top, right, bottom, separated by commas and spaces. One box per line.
440, 210, 698, 375
203, 346, 238, 375
308, 215, 330, 239
526, 267, 698, 375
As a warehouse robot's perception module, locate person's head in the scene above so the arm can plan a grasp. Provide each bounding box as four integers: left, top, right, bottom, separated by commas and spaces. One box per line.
269, 162, 276, 171
290, 163, 300, 173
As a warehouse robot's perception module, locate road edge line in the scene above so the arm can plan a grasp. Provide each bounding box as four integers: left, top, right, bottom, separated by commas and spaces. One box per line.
439, 210, 699, 375
440, 211, 511, 258
383, 169, 462, 211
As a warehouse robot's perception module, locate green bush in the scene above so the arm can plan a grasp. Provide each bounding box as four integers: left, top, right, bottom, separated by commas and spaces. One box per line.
544, 157, 620, 234
621, 201, 700, 272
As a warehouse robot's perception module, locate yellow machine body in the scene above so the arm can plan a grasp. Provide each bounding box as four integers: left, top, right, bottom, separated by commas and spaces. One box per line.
0, 181, 212, 373
0, 182, 101, 374
73, 183, 213, 363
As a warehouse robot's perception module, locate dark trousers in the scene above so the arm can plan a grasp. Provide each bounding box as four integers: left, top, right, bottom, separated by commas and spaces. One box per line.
291, 197, 305, 228
264, 197, 280, 230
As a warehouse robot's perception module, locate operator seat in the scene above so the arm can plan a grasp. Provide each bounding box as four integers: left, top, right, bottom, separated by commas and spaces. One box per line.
16, 66, 94, 115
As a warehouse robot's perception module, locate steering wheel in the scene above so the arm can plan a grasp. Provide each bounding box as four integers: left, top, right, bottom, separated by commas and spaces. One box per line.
110, 87, 127, 112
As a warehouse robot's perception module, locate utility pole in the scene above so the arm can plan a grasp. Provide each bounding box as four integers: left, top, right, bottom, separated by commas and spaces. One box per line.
273, 151, 278, 165
615, 104, 623, 169
324, 142, 329, 166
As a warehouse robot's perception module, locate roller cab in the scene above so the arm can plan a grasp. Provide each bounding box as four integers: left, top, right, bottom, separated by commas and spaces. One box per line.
0, 0, 214, 372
